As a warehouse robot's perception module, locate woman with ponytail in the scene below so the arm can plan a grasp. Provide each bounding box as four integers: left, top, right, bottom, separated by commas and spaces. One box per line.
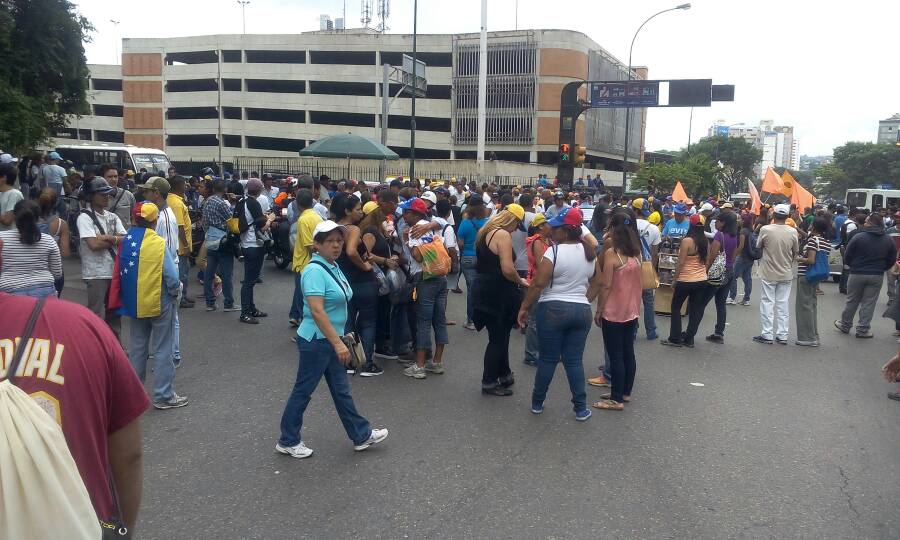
0, 200, 62, 298
37, 188, 71, 295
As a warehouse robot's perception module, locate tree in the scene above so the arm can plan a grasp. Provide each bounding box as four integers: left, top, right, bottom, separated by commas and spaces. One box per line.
812, 163, 851, 199
684, 136, 762, 196
633, 154, 720, 199
0, 0, 93, 154
832, 142, 900, 191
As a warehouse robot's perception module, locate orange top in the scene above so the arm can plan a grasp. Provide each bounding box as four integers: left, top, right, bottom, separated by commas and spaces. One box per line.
679, 253, 708, 282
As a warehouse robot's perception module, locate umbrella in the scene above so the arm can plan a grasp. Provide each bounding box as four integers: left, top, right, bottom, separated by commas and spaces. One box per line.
300, 133, 399, 181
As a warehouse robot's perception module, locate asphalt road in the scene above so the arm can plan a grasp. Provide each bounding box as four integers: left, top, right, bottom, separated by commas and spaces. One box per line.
60, 258, 900, 539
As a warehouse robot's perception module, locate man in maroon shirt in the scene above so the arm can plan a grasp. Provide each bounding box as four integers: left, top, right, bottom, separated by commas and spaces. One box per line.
0, 291, 150, 531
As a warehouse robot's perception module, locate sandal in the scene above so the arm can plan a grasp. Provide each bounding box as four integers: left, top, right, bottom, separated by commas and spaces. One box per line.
599, 393, 631, 402
591, 399, 624, 411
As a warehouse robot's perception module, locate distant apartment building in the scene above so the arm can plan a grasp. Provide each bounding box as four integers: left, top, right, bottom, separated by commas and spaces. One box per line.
708, 120, 799, 178
57, 28, 647, 181
877, 113, 900, 144
799, 155, 833, 172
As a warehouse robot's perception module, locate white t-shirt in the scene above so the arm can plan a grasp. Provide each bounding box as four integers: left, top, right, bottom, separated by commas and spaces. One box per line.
155, 206, 179, 259
240, 198, 265, 249
538, 243, 596, 305
0, 189, 24, 231
406, 219, 435, 276
512, 211, 536, 273
434, 217, 457, 250
76, 209, 126, 280
313, 201, 329, 220
636, 218, 661, 260
257, 194, 271, 213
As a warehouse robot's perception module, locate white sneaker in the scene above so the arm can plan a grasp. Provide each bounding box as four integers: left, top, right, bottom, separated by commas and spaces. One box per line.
725, 298, 735, 305
354, 428, 389, 451
403, 365, 426, 379
275, 441, 314, 459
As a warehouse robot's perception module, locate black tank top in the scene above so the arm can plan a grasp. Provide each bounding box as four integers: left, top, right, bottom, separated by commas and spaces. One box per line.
336, 229, 373, 283
476, 230, 515, 275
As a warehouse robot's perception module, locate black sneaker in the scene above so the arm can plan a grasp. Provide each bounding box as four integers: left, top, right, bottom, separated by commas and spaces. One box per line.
240, 314, 260, 324
705, 334, 724, 344
482, 385, 513, 396
180, 298, 195, 308
153, 393, 189, 410
752, 335, 774, 344
498, 373, 515, 388
374, 349, 399, 361
359, 364, 384, 377
251, 309, 268, 318
660, 339, 682, 347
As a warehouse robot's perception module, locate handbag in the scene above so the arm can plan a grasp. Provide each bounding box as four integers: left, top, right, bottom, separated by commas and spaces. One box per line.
307, 261, 365, 370
639, 235, 659, 290
372, 264, 391, 296
707, 250, 727, 285
805, 238, 829, 283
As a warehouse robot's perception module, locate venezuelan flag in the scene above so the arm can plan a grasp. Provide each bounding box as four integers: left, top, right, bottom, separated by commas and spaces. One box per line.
109, 227, 166, 318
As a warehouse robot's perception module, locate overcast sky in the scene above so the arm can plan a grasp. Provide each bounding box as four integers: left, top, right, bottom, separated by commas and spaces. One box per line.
74, 0, 898, 156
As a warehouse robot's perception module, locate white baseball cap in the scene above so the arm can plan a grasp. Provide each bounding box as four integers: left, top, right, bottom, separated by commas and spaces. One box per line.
0, 153, 18, 164
773, 204, 791, 217
700, 202, 714, 213
313, 220, 347, 238
421, 191, 438, 205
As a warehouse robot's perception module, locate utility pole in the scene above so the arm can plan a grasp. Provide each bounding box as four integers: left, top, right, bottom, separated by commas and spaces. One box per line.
476, 0, 487, 175
409, 0, 417, 181
109, 20, 120, 63
217, 48, 223, 176
381, 63, 390, 181
237, 1, 250, 34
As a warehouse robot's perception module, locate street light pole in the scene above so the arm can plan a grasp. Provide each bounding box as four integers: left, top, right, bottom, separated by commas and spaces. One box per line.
237, 1, 250, 34
621, 3, 690, 181
409, 0, 417, 181
109, 20, 120, 64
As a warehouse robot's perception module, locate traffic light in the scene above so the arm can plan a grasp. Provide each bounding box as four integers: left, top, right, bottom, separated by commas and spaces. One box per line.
574, 144, 586, 166
559, 143, 570, 162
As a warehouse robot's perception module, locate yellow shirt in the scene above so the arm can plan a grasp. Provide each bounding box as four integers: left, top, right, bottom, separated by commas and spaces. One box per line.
166, 193, 192, 256
292, 208, 323, 273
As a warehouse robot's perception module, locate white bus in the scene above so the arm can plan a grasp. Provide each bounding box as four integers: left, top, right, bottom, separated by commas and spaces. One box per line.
845, 188, 900, 212
54, 142, 172, 176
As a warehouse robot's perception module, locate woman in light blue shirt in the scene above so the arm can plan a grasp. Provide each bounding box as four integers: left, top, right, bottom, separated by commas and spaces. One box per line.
276, 220, 388, 459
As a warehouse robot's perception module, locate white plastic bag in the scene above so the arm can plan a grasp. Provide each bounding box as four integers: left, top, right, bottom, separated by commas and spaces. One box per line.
0, 380, 100, 539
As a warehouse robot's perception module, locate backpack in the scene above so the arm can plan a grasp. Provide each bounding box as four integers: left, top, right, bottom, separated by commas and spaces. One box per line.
0, 297, 102, 539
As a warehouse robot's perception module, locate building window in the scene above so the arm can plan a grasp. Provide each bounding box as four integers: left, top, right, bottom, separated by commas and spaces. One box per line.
222, 79, 242, 92
95, 130, 125, 143
246, 136, 304, 152
222, 50, 242, 63
165, 50, 219, 65
389, 83, 451, 100
222, 107, 242, 120
308, 81, 376, 97
223, 135, 242, 148
93, 104, 123, 117
166, 79, 218, 92
388, 115, 451, 133
309, 50, 375, 65
387, 147, 450, 159
381, 52, 453, 68
309, 110, 375, 128
91, 78, 122, 91
167, 134, 219, 146
246, 108, 305, 123
245, 50, 306, 64
167, 107, 218, 120
245, 79, 305, 93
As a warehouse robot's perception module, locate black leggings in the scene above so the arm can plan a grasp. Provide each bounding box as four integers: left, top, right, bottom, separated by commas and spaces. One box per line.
482, 317, 513, 386
602, 318, 637, 403
668, 280, 710, 345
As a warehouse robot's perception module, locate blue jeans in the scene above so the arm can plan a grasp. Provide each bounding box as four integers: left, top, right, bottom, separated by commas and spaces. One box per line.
240, 246, 265, 315
205, 248, 235, 308
524, 302, 539, 363
7, 284, 57, 298
531, 301, 591, 412
349, 280, 378, 365
460, 255, 478, 324
289, 271, 303, 320
178, 254, 190, 298
415, 276, 448, 350
729, 255, 753, 302
391, 301, 413, 354
642, 289, 657, 338
129, 299, 177, 402
278, 337, 372, 447
601, 318, 638, 403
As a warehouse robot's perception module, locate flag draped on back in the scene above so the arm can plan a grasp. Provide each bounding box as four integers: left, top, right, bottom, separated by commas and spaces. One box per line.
108, 227, 165, 318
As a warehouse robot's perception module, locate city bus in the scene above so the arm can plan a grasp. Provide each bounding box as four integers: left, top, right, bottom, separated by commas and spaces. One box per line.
845, 188, 900, 212
54, 142, 172, 176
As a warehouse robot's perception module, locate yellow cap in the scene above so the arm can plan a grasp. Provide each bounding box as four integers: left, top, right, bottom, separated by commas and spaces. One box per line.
632, 198, 645, 210
136, 202, 158, 222
505, 203, 525, 221
363, 201, 379, 215
531, 213, 547, 228
648, 211, 661, 225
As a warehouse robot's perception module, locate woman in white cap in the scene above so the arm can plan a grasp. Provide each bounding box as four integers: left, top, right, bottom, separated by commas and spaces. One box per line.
277, 220, 388, 458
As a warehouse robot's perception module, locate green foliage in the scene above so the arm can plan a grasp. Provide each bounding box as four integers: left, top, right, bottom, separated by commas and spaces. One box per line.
0, 0, 93, 154
684, 136, 762, 196
812, 163, 851, 200
832, 142, 900, 193
633, 153, 720, 199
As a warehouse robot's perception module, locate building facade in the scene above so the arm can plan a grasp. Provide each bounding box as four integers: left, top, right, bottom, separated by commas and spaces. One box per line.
708, 120, 799, 178
878, 113, 900, 145
59, 28, 646, 178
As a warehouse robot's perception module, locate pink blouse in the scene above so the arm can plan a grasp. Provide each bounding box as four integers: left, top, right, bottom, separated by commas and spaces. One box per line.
602, 254, 642, 323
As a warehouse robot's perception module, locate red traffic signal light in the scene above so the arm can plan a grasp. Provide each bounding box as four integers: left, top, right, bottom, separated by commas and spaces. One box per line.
560, 144, 570, 153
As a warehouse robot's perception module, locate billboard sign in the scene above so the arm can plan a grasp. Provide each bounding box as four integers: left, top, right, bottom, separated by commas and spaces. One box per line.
590, 81, 659, 107
716, 125, 730, 137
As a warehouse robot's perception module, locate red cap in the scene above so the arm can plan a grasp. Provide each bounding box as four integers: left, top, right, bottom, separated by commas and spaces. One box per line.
689, 214, 703, 226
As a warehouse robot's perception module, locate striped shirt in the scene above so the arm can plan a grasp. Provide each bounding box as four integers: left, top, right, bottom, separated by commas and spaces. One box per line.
798, 235, 832, 276
0, 230, 63, 292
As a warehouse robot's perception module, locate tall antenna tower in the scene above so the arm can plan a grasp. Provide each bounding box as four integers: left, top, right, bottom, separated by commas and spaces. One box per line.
360, 0, 372, 28
376, 0, 390, 33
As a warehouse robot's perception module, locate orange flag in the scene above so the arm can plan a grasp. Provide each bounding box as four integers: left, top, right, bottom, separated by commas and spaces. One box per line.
748, 179, 762, 216
791, 180, 817, 211
780, 170, 796, 198
672, 181, 691, 204
761, 167, 784, 195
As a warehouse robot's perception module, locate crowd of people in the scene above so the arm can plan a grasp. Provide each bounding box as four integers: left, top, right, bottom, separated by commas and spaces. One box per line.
2, 148, 900, 535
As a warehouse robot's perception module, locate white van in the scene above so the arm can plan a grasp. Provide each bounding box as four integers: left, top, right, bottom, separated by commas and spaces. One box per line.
54, 143, 172, 176
845, 188, 900, 212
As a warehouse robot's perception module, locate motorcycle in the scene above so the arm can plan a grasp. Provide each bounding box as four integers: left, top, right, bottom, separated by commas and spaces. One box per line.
267, 207, 293, 270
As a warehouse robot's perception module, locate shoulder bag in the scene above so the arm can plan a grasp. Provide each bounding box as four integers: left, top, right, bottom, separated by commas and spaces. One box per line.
307, 260, 365, 370
639, 235, 659, 290
805, 237, 830, 283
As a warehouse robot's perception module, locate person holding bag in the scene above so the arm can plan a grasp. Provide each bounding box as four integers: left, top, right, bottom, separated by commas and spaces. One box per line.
276, 220, 388, 459
795, 218, 832, 346
703, 211, 740, 344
